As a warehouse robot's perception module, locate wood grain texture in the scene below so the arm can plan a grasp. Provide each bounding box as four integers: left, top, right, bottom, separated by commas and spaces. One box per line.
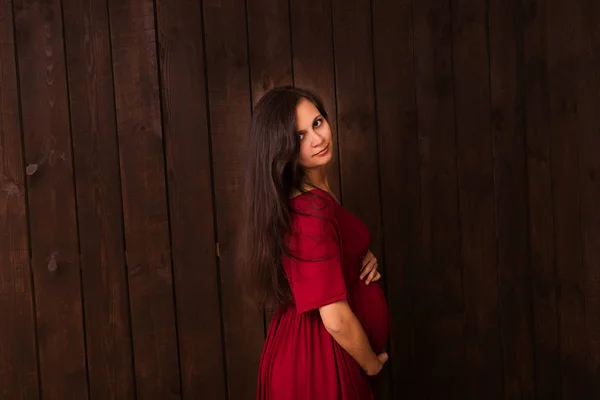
452, 1, 503, 398
155, 0, 226, 398
13, 0, 89, 398
412, 0, 465, 396
522, 0, 562, 398
488, 0, 536, 397
0, 1, 40, 398
107, 0, 181, 397
525, 0, 590, 397
203, 0, 265, 397
412, 0, 463, 315
246, 0, 293, 105
61, 0, 136, 397
3, 2, 600, 398
371, 0, 420, 397
289, 0, 341, 200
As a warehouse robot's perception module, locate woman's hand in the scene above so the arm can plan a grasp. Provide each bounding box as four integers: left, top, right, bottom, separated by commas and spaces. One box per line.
360, 250, 382, 284
366, 352, 389, 376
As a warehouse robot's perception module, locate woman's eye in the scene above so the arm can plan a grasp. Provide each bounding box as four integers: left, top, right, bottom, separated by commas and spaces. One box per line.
313, 119, 322, 128
298, 133, 305, 140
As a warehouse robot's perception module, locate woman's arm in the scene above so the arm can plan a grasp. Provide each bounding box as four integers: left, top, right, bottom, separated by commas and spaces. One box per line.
319, 300, 388, 376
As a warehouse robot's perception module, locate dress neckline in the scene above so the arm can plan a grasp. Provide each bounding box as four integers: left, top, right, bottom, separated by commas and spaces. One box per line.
290, 187, 339, 205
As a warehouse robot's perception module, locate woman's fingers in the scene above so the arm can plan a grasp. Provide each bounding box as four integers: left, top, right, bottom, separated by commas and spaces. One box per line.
360, 258, 376, 279
361, 251, 381, 282
362, 251, 374, 268
365, 263, 379, 284
359, 265, 369, 280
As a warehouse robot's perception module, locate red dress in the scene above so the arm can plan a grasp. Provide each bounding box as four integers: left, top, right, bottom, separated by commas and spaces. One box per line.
257, 188, 390, 399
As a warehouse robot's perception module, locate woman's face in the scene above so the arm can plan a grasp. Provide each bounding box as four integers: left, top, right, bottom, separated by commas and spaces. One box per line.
295, 98, 333, 169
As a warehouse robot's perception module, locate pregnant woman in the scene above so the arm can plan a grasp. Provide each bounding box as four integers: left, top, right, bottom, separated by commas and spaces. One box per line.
240, 86, 390, 399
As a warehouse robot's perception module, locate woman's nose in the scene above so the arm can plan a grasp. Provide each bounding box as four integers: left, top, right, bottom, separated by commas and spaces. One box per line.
311, 131, 325, 146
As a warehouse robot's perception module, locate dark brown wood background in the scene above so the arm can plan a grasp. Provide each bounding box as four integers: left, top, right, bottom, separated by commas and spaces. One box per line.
1, 0, 599, 398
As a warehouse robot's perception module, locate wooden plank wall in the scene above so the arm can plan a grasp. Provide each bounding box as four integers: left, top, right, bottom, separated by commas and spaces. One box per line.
1, 0, 599, 398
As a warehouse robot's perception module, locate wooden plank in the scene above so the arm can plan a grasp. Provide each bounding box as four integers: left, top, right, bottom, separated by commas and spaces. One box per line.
488, 0, 536, 397
521, 1, 562, 398
526, 0, 590, 397
412, 0, 463, 315
451, 1, 503, 398
246, 0, 293, 334
411, 0, 464, 397
0, 1, 40, 398
289, 0, 341, 200
203, 0, 264, 398
107, 0, 181, 397
12, 0, 89, 398
331, 0, 380, 251
330, 0, 390, 397
371, 0, 419, 397
154, 0, 226, 398
61, 0, 136, 398
247, 0, 293, 105
580, 0, 600, 396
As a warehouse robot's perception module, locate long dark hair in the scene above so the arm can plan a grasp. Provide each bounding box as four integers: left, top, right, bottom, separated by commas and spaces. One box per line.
239, 86, 329, 311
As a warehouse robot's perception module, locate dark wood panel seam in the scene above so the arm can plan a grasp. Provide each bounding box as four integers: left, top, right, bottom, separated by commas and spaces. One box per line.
573, 28, 589, 384
9, 1, 42, 397
368, 0, 393, 397
244, 0, 254, 114
575, 104, 589, 378
546, 86, 564, 400
287, 0, 295, 86
151, 0, 185, 396
199, 2, 230, 397
328, 0, 343, 204
484, 0, 506, 396
517, 9, 539, 395
243, 0, 269, 342
58, 1, 92, 397
575, 158, 590, 384
408, 0, 423, 378
575, 0, 590, 369
580, 0, 598, 387
369, 0, 385, 279
536, 2, 563, 390
104, 0, 139, 395
511, 4, 539, 393
243, 0, 271, 341
448, 0, 467, 393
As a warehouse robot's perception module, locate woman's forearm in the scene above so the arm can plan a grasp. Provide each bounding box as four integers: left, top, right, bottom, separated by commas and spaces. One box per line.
319, 300, 380, 374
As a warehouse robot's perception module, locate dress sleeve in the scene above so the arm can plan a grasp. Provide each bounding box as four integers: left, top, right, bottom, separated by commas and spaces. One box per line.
285, 204, 347, 314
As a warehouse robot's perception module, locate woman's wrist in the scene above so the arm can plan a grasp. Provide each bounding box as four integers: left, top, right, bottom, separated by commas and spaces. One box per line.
364, 352, 381, 375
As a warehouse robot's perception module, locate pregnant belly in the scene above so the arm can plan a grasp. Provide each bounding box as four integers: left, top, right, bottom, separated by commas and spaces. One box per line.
349, 280, 390, 353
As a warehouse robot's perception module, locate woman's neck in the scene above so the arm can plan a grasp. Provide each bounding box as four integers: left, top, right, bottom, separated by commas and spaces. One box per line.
303, 167, 330, 192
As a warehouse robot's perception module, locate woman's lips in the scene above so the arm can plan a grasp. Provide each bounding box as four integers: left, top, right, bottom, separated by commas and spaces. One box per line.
315, 145, 329, 157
